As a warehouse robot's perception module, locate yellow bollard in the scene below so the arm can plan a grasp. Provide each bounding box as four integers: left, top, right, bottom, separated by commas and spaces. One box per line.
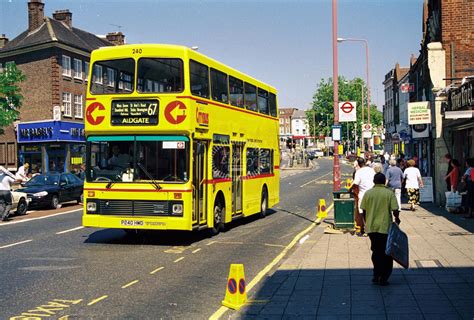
345, 178, 352, 190
222, 264, 247, 310
315, 199, 327, 224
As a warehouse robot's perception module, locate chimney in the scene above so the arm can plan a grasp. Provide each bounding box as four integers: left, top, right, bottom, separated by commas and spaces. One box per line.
106, 32, 125, 46
28, 0, 45, 32
53, 9, 73, 28
0, 34, 8, 49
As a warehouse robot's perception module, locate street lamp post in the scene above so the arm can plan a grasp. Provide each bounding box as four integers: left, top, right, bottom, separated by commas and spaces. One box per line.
332, 0, 340, 191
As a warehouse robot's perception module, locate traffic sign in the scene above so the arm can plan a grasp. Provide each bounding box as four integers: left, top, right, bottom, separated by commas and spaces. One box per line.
363, 123, 372, 131
338, 101, 356, 122
164, 101, 187, 124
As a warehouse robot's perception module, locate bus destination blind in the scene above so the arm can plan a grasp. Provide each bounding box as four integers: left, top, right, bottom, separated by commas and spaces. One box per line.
111, 100, 159, 125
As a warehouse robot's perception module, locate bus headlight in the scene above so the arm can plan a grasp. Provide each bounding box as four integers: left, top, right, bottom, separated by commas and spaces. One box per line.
172, 204, 183, 215
87, 202, 97, 213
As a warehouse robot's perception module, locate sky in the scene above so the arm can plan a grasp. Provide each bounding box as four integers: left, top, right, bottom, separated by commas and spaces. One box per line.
0, 0, 423, 111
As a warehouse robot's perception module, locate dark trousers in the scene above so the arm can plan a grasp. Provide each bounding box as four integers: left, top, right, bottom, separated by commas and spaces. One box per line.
0, 190, 12, 220
368, 232, 393, 282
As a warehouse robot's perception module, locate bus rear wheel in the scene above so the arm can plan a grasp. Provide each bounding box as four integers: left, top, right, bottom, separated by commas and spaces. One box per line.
259, 186, 268, 218
210, 200, 225, 236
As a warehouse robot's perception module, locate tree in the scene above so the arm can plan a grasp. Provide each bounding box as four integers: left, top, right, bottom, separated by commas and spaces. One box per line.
308, 76, 383, 149
0, 63, 26, 130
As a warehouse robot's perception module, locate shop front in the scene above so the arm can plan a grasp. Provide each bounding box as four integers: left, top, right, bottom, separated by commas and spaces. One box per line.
17, 120, 85, 175
445, 79, 474, 162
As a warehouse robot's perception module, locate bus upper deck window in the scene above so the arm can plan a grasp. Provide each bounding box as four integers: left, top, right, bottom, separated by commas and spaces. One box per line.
137, 58, 184, 93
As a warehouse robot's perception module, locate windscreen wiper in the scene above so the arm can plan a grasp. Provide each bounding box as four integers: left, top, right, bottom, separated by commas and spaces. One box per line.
137, 162, 162, 190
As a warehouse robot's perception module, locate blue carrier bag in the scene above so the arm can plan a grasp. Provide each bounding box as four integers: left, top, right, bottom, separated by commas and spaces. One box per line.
385, 222, 409, 269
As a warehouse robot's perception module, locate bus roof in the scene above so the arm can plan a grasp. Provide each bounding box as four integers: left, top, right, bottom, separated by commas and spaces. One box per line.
92, 43, 277, 92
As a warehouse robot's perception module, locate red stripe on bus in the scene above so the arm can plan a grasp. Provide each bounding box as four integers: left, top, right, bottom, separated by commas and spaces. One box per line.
243, 173, 275, 180
84, 188, 192, 193
203, 178, 232, 184
86, 98, 96, 101
176, 96, 278, 121
274, 166, 280, 169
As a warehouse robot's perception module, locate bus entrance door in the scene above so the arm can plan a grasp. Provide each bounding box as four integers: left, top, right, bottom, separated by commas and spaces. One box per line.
232, 143, 243, 215
193, 141, 208, 226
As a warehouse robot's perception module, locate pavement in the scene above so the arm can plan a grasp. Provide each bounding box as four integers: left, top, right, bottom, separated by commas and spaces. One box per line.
231, 201, 474, 319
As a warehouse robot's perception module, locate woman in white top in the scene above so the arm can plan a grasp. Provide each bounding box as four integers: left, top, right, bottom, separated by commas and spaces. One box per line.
404, 159, 424, 211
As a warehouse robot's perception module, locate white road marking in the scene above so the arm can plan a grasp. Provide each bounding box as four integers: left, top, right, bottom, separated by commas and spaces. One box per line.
299, 234, 310, 244
174, 257, 185, 263
56, 226, 84, 235
192, 248, 201, 254
0, 208, 82, 227
121, 280, 139, 289
0, 239, 33, 249
150, 266, 164, 274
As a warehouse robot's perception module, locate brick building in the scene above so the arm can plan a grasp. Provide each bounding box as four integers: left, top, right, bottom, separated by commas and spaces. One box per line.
0, 0, 124, 173
278, 108, 297, 148
383, 0, 473, 204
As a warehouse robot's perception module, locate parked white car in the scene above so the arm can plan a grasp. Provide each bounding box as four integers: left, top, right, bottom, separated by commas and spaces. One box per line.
11, 190, 29, 216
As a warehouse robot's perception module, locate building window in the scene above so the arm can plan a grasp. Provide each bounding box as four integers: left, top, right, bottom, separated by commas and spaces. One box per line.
62, 92, 72, 117
74, 58, 82, 79
74, 95, 83, 118
62, 55, 71, 77
85, 62, 90, 82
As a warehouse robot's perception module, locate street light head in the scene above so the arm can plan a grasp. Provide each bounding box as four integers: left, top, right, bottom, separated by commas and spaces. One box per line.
190, 46, 199, 51
337, 37, 346, 43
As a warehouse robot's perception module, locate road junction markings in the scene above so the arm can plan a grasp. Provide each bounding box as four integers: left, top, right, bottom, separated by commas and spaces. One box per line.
0, 239, 33, 250
0, 208, 81, 227
299, 171, 332, 188
8, 298, 83, 319
209, 203, 334, 320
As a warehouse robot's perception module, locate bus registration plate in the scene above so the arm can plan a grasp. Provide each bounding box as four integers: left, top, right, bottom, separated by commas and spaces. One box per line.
111, 100, 158, 125
121, 219, 144, 226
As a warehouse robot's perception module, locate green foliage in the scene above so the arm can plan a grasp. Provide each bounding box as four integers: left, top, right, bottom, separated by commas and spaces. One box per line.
0, 63, 26, 128
308, 76, 383, 141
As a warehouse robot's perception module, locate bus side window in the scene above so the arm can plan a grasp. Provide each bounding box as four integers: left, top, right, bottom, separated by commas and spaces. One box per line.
258, 88, 269, 115
210, 68, 228, 104
229, 76, 244, 108
269, 93, 277, 117
190, 60, 209, 98
244, 83, 257, 112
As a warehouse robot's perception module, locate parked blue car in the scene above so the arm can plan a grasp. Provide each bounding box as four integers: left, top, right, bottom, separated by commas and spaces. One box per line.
18, 173, 84, 209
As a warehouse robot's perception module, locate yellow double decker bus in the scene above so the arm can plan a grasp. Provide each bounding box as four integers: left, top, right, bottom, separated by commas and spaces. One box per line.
82, 44, 279, 234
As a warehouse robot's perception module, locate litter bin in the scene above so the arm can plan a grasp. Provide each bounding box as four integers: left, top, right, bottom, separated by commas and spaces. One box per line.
333, 190, 354, 229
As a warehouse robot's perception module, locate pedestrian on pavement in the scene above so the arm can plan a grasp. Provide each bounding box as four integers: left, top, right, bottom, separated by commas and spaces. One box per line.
386, 159, 404, 210
360, 172, 400, 286
350, 157, 375, 236
0, 166, 21, 221
15, 162, 29, 182
445, 159, 460, 192
461, 158, 474, 219
445, 153, 454, 191
381, 156, 389, 175
404, 159, 424, 211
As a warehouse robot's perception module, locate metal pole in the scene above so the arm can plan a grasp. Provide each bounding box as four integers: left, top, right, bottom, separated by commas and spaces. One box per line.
361, 83, 364, 152
365, 40, 370, 124
332, 0, 340, 191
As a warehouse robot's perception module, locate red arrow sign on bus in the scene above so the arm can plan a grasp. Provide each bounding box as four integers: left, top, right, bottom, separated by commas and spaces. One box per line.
86, 102, 105, 125
165, 101, 187, 124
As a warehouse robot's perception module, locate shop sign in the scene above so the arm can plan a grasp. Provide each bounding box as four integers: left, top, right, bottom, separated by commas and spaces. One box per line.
448, 80, 473, 111
408, 102, 431, 125
17, 121, 85, 143
412, 124, 429, 139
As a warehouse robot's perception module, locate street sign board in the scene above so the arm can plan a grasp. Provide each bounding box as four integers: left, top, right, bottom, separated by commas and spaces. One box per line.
338, 101, 357, 122
408, 101, 431, 125
400, 83, 414, 93
332, 125, 342, 141
324, 136, 334, 147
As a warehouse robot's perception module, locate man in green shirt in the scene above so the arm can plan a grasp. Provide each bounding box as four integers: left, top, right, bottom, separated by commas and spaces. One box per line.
361, 172, 400, 286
